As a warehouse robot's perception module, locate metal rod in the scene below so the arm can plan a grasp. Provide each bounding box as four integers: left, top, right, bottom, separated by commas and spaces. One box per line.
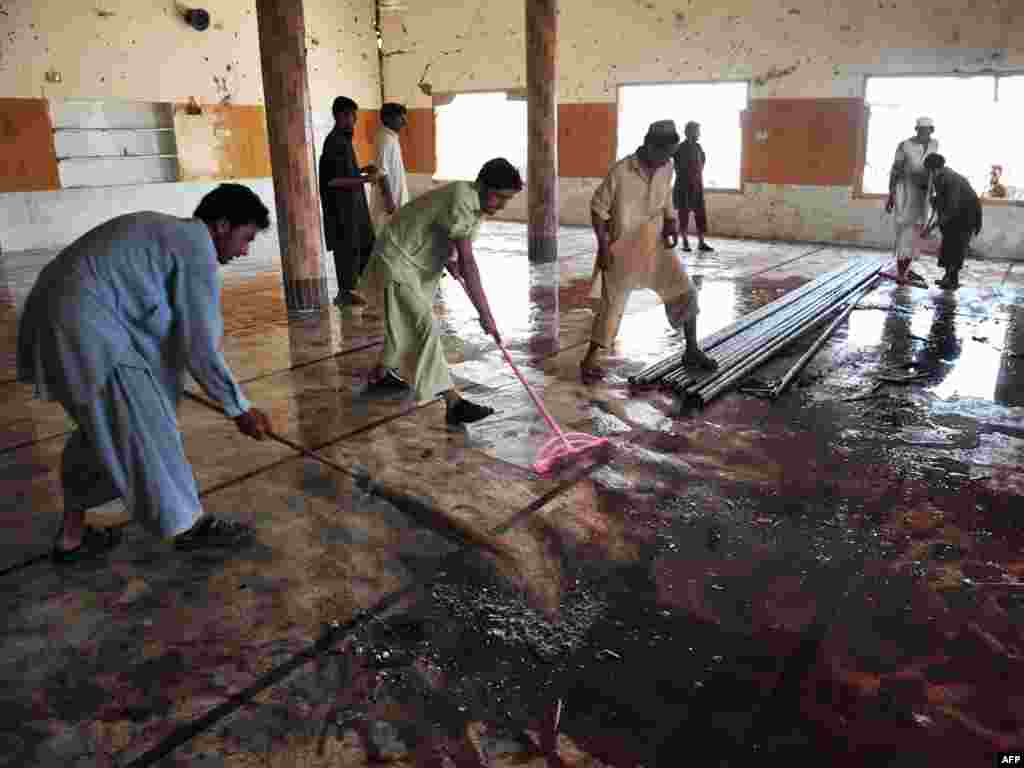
676, 268, 881, 398
693, 272, 882, 404
669, 265, 881, 393
635, 258, 884, 386
770, 279, 878, 398
694, 313, 832, 404
629, 258, 876, 384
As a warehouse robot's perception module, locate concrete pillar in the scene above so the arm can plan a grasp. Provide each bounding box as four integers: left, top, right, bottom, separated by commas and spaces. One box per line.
255, 0, 326, 313
526, 0, 558, 264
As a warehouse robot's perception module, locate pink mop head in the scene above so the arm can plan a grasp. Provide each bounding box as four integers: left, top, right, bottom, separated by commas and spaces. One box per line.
495, 340, 609, 474
533, 431, 610, 474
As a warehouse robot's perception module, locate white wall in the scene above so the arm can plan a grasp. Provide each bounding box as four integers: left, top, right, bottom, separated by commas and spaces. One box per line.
0, 179, 277, 258
0, 0, 378, 114
381, 0, 1023, 106
384, 0, 1024, 259
0, 0, 379, 258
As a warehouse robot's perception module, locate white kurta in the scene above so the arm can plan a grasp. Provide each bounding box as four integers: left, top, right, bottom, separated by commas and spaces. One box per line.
373, 125, 410, 232
17, 212, 250, 536
891, 137, 938, 262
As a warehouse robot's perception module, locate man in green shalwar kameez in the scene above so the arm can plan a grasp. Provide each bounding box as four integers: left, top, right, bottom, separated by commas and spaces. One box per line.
365, 158, 524, 425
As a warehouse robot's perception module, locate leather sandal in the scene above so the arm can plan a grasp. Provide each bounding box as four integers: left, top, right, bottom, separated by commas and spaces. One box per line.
174, 516, 254, 551
445, 398, 495, 425
52, 525, 121, 564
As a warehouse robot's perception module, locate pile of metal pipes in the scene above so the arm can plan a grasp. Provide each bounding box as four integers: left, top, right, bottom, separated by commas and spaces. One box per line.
629, 257, 886, 406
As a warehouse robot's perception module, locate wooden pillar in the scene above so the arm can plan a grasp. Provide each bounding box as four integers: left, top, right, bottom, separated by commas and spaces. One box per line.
256, 0, 326, 313
526, 0, 558, 263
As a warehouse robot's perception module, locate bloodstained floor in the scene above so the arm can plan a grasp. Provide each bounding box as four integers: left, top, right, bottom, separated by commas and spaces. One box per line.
1, 223, 1022, 767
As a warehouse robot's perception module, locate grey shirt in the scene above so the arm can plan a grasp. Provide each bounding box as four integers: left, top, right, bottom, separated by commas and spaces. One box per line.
17, 212, 249, 416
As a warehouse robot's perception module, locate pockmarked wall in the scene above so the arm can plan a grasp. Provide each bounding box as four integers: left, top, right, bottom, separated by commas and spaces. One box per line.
381, 0, 1024, 259
0, 0, 380, 254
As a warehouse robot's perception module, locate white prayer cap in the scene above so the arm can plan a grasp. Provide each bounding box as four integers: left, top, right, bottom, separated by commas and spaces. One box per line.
915, 117, 935, 128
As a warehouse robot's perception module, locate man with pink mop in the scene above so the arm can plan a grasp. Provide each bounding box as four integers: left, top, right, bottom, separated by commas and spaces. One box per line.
364, 158, 523, 425
580, 119, 717, 383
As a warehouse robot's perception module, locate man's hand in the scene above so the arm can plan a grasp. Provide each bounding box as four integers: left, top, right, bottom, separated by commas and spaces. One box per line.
445, 256, 462, 282
234, 408, 272, 441
885, 195, 895, 214
384, 197, 397, 215
360, 165, 379, 184
596, 242, 612, 271
662, 219, 679, 249
479, 313, 501, 343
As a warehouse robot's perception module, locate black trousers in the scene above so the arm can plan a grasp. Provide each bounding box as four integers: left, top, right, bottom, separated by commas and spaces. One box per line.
938, 223, 971, 273
332, 242, 374, 292
674, 183, 708, 235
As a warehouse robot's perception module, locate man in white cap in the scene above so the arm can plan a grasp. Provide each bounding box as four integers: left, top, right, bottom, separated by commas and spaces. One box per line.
884, 117, 939, 283
580, 119, 717, 383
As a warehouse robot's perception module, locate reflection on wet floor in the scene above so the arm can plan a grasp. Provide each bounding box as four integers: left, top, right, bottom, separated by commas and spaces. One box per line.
1, 222, 1023, 766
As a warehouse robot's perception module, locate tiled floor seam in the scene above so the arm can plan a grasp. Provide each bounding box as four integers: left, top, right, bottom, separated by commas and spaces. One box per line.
118, 578, 431, 767
0, 342, 385, 459
0, 447, 307, 579
0, 433, 68, 457
184, 337, 593, 455
116, 460, 601, 766
741, 245, 827, 279
234, 338, 384, 385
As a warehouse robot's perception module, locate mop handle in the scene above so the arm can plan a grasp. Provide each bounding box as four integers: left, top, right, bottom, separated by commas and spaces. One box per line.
495, 341, 572, 446
452, 271, 571, 448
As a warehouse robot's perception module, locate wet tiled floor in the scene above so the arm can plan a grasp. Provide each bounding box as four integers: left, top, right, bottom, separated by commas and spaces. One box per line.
2, 222, 1023, 766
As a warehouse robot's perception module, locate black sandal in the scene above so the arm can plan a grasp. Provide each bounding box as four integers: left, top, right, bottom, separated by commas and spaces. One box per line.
174, 516, 255, 551
52, 525, 121, 564
683, 348, 719, 371
365, 369, 410, 394
445, 398, 495, 426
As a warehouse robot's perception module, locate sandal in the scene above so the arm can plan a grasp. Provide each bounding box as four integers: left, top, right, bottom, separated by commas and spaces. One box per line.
52, 525, 121, 564
683, 348, 719, 371
174, 516, 255, 551
445, 398, 495, 426
365, 369, 410, 394
698, 243, 715, 252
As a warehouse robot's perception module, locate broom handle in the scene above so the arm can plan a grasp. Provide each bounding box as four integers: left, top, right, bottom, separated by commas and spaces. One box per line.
496, 341, 572, 447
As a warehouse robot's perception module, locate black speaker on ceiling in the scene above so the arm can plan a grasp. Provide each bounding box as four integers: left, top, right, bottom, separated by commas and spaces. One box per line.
184, 8, 210, 31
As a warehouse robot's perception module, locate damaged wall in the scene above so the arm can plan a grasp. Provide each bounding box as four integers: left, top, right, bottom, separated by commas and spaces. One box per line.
381, 0, 1024, 259
0, 0, 378, 135
0, 0, 379, 252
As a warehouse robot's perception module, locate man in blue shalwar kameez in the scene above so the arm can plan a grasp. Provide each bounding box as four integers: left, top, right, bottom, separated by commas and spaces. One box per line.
17, 184, 275, 562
